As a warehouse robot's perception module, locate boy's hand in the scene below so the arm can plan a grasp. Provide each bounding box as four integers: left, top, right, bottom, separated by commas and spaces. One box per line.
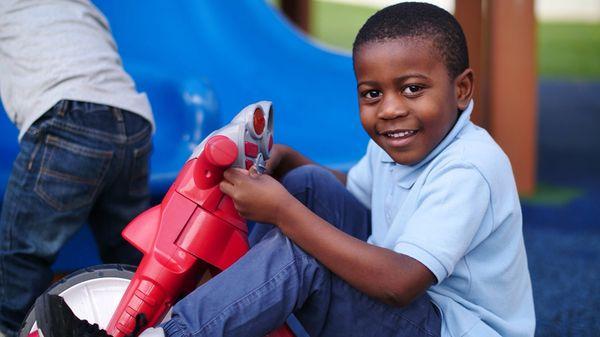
266, 144, 347, 185
264, 144, 290, 178
265, 144, 316, 180
219, 167, 296, 225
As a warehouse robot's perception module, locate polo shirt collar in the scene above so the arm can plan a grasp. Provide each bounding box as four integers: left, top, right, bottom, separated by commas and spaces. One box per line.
380, 100, 474, 188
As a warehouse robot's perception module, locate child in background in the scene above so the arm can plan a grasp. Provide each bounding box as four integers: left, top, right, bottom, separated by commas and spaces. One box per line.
0, 1, 154, 336
36, 2, 535, 337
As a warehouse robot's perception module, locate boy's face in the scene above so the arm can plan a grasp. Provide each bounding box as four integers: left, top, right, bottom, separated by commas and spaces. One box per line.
354, 38, 471, 165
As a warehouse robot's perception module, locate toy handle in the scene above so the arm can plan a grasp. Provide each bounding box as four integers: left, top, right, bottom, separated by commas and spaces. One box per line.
194, 135, 238, 189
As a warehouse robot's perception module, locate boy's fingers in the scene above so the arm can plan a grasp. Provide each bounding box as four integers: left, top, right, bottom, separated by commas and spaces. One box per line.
219, 180, 235, 196
248, 165, 261, 178
223, 167, 249, 182
223, 169, 234, 182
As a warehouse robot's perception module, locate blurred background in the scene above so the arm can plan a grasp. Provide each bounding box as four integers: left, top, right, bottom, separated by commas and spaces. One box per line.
0, 0, 598, 336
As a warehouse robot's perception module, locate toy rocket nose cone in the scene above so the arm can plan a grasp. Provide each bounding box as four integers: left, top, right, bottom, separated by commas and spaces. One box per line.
204, 135, 238, 167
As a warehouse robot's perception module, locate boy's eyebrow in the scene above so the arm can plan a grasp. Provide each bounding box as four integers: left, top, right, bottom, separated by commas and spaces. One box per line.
396, 73, 430, 81
357, 73, 431, 88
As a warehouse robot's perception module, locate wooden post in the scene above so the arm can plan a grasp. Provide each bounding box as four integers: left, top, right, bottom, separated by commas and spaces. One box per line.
280, 0, 311, 33
456, 0, 537, 195
455, 0, 488, 128
488, 0, 537, 195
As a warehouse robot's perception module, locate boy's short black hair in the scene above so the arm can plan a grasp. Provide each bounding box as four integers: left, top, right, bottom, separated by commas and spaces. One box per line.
353, 2, 469, 79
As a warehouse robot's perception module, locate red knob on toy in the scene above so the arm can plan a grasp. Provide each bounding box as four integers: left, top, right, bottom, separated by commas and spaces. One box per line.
194, 135, 238, 189
204, 135, 238, 167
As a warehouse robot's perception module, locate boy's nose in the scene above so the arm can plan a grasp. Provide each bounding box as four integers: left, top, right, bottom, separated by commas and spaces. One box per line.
378, 96, 409, 120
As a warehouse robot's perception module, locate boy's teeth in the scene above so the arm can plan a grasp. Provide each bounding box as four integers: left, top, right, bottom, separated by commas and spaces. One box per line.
386, 130, 415, 138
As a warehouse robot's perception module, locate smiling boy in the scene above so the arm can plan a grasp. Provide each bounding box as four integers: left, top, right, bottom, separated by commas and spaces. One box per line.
36, 3, 535, 337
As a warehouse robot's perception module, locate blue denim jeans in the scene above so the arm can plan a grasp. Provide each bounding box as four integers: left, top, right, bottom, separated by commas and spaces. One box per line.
0, 100, 152, 337
161, 166, 441, 337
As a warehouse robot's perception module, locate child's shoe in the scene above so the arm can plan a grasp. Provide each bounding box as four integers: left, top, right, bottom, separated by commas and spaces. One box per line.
34, 294, 164, 337
34, 294, 111, 337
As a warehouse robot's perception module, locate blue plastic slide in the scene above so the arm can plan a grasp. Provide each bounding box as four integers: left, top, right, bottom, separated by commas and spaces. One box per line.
0, 0, 368, 270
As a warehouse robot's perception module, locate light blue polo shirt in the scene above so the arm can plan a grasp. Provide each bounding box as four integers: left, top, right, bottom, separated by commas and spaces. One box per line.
346, 101, 535, 337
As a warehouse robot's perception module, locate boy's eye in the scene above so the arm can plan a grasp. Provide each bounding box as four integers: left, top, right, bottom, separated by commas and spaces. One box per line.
362, 90, 382, 99
402, 85, 423, 96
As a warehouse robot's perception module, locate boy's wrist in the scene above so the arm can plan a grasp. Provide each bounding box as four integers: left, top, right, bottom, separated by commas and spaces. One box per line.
269, 145, 297, 179
273, 194, 303, 231
276, 144, 292, 165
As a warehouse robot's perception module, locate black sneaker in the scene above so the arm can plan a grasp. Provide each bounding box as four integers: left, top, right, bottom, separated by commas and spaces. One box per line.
34, 294, 111, 337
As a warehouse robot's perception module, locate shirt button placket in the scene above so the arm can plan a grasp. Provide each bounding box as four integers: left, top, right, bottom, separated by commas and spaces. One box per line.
385, 186, 395, 225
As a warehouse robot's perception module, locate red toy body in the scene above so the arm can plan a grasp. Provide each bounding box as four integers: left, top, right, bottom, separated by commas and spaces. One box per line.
24, 101, 295, 337
106, 137, 246, 336
107, 101, 293, 337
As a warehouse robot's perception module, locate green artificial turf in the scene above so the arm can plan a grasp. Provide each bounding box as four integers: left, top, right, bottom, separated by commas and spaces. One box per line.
310, 1, 377, 50
521, 183, 584, 206
538, 22, 600, 79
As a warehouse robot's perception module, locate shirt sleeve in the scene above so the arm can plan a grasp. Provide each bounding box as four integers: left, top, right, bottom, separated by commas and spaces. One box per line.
346, 141, 375, 209
393, 161, 491, 284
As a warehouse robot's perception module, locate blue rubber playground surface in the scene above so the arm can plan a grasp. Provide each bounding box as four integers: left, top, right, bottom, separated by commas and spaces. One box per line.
0, 2, 598, 336
521, 80, 600, 336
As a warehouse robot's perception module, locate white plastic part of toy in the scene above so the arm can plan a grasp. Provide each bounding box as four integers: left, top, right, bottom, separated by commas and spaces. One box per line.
30, 277, 129, 336
190, 101, 274, 169
28, 277, 171, 336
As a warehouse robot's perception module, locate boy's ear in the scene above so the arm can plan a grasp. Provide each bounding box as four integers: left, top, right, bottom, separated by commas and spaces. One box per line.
454, 68, 474, 111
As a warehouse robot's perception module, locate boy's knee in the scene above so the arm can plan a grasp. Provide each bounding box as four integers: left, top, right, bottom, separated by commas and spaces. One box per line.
281, 165, 337, 193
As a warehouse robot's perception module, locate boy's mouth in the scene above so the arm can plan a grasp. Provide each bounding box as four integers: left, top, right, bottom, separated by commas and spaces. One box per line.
380, 129, 417, 138
379, 129, 419, 147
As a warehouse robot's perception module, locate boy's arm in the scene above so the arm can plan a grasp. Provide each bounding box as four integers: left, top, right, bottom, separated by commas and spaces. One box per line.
278, 162, 493, 307
268, 144, 347, 185
277, 197, 435, 307
220, 169, 433, 307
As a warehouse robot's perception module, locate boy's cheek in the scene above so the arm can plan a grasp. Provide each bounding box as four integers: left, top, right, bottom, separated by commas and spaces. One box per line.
358, 110, 375, 133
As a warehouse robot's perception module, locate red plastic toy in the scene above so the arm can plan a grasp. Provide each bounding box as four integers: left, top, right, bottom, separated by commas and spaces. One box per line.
25, 101, 294, 337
